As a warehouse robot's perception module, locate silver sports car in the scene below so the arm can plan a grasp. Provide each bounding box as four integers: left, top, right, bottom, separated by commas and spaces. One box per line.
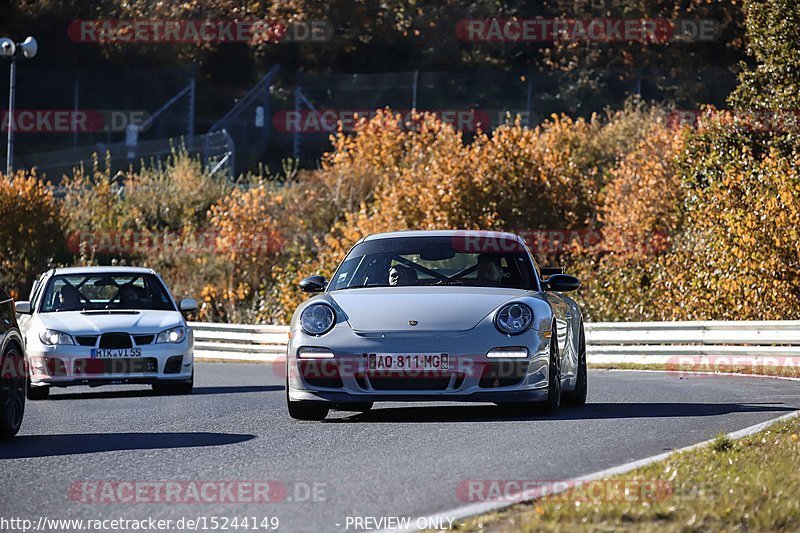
286, 230, 587, 420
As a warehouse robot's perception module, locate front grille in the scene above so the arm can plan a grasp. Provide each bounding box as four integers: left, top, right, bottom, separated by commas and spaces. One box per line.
75, 335, 98, 347
133, 335, 155, 346
99, 333, 133, 349
299, 360, 343, 388
164, 355, 183, 374
75, 357, 158, 375
368, 372, 454, 391
479, 361, 529, 388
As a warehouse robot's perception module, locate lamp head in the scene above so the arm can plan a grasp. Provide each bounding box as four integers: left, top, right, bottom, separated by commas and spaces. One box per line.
18, 36, 37, 59
0, 38, 15, 59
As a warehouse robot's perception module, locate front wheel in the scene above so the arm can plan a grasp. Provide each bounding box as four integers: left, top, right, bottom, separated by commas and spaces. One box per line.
335, 402, 373, 412
285, 376, 329, 420
287, 401, 330, 420
27, 383, 50, 400
563, 321, 587, 407
540, 335, 561, 414
153, 371, 194, 395
1, 346, 26, 438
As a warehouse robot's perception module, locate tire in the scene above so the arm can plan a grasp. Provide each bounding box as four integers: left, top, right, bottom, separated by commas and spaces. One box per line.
27, 383, 50, 400
285, 377, 329, 420
335, 402, 373, 412
1, 345, 26, 438
152, 371, 194, 395
540, 331, 561, 415
563, 321, 588, 407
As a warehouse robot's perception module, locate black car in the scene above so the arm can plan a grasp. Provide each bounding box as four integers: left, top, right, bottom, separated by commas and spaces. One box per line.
0, 287, 25, 438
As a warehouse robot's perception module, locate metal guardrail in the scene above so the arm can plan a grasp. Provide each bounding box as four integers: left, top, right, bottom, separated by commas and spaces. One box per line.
585, 321, 800, 364
190, 320, 800, 365
189, 322, 289, 362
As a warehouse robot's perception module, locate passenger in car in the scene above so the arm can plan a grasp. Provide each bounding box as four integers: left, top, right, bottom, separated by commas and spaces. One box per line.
56, 284, 81, 311
388, 265, 418, 286
476, 254, 503, 286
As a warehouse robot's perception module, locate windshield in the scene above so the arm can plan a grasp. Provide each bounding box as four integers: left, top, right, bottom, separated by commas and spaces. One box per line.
329, 236, 536, 291
39, 273, 176, 313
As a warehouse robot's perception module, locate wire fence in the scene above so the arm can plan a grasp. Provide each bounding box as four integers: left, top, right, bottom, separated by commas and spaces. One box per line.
3, 65, 737, 177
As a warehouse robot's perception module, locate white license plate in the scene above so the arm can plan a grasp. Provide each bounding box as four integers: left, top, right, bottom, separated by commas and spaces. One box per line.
90, 348, 142, 359
369, 353, 449, 371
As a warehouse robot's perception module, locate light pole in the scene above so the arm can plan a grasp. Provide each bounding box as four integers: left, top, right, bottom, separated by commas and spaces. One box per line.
1, 36, 38, 177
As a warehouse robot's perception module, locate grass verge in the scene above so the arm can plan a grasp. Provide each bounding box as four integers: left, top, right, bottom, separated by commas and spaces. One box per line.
589, 362, 800, 379
456, 414, 800, 532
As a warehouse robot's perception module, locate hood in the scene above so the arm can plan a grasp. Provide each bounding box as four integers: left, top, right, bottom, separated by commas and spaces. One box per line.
329, 286, 525, 332
37, 310, 183, 335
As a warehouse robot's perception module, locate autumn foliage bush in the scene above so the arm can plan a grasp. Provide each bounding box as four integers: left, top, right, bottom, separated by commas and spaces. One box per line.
272, 105, 665, 317
10, 0, 799, 326
648, 119, 800, 320
0, 170, 66, 298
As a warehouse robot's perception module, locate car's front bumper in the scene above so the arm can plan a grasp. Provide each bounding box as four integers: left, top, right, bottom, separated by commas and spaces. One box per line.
287, 324, 552, 404
26, 339, 193, 388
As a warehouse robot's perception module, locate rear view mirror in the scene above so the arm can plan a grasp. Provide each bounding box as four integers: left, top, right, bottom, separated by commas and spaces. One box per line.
300, 276, 326, 293
14, 301, 32, 314
420, 249, 456, 261
179, 298, 198, 312
545, 274, 580, 292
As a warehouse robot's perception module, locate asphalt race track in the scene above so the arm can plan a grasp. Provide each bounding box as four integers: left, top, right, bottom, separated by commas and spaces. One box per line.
2, 363, 799, 532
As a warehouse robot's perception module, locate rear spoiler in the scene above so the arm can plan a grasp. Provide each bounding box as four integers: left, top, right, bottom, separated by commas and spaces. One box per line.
540, 266, 564, 280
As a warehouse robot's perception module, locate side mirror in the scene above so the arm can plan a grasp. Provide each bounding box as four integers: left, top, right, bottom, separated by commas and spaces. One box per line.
179, 298, 198, 312
299, 275, 326, 293
540, 266, 564, 280
14, 301, 32, 314
545, 274, 580, 292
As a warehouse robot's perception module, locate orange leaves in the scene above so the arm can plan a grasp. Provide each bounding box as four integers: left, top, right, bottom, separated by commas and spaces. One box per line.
272, 106, 665, 318
599, 117, 686, 260
209, 184, 284, 264
0, 170, 66, 296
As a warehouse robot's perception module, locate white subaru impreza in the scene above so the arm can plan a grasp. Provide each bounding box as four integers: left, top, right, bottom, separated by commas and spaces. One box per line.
15, 266, 196, 399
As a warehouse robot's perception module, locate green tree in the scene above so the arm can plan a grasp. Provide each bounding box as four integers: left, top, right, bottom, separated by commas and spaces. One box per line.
729, 0, 800, 110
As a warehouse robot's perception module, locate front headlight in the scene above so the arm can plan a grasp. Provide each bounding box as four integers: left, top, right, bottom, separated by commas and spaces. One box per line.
300, 304, 335, 336
495, 303, 533, 335
39, 329, 75, 346
156, 326, 186, 344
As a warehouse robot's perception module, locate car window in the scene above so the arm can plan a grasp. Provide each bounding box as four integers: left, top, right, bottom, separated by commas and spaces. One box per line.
39, 273, 176, 313
330, 236, 535, 290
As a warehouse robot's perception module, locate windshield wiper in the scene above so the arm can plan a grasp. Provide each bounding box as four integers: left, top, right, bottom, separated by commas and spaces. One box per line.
339, 283, 390, 290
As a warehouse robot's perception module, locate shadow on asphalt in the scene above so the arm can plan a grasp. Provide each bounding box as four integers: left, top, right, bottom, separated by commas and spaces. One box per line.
323, 402, 799, 423
0, 432, 256, 459
44, 385, 284, 400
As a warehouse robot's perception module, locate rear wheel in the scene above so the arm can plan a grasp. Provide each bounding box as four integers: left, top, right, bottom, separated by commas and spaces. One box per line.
563, 321, 587, 407
1, 345, 26, 438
